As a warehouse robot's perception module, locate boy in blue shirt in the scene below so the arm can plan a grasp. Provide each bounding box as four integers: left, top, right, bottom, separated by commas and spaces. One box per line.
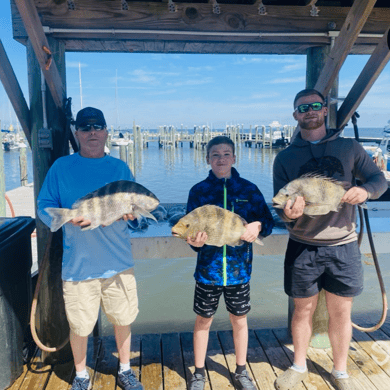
186, 136, 274, 390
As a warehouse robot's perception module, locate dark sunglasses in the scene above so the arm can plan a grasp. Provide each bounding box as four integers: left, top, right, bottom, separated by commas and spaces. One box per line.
77, 124, 106, 132
295, 102, 324, 113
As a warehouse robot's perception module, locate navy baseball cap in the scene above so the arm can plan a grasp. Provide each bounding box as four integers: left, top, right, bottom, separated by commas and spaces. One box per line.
75, 107, 106, 128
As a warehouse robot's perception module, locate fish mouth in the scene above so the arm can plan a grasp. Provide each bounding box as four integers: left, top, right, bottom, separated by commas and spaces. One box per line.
171, 232, 180, 238
272, 203, 283, 209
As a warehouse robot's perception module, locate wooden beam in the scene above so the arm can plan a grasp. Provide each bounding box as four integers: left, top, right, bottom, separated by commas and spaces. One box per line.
0, 40, 31, 147
314, 0, 378, 97
14, 0, 66, 109
337, 26, 390, 129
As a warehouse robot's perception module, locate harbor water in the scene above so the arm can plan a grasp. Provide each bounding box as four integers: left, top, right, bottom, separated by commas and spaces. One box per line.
2, 127, 390, 334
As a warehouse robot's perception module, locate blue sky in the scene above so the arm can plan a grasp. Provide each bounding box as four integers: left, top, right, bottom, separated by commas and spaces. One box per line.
1, 2, 389, 130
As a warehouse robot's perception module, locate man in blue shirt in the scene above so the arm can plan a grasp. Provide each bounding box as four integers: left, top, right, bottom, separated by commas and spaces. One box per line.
38, 107, 143, 390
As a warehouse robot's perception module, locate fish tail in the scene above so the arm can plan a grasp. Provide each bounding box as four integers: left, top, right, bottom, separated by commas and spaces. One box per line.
132, 205, 157, 222
254, 237, 264, 246
45, 207, 75, 232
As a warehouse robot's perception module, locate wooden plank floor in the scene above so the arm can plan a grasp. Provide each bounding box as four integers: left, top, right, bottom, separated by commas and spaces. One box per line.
8, 325, 390, 390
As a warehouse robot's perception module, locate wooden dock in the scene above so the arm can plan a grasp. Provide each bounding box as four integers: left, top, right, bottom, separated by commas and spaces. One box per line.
9, 323, 390, 390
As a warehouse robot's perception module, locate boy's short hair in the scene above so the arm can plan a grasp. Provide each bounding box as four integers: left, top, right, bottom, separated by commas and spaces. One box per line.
206, 136, 235, 156
293, 89, 326, 108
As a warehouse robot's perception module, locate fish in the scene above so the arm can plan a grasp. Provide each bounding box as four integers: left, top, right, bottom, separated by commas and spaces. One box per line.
272, 174, 350, 216
171, 205, 263, 247
45, 180, 159, 232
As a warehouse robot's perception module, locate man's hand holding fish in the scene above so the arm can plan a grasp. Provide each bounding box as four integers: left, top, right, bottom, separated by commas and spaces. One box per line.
341, 186, 368, 205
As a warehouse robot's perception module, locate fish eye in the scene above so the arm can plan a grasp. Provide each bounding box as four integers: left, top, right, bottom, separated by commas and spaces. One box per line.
186, 224, 190, 228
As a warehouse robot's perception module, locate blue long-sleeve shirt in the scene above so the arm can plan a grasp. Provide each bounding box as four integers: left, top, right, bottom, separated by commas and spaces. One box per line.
187, 167, 274, 286
37, 152, 136, 281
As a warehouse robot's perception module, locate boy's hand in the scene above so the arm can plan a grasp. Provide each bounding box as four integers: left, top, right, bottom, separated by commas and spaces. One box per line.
122, 213, 136, 221
187, 231, 208, 247
240, 221, 261, 242
69, 216, 91, 228
284, 196, 305, 219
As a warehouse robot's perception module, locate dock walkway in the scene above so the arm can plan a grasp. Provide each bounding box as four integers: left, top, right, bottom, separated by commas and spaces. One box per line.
9, 324, 390, 390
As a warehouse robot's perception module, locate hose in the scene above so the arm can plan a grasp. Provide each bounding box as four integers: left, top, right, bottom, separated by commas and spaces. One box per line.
351, 112, 388, 332
30, 231, 69, 352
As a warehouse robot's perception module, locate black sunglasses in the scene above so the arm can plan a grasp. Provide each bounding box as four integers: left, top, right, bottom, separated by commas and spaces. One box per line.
295, 102, 324, 113
77, 124, 106, 132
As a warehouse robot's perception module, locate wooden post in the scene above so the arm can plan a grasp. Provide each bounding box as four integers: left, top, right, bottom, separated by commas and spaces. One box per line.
0, 120, 5, 217
27, 36, 72, 363
307, 46, 339, 129
119, 144, 127, 163
19, 147, 28, 186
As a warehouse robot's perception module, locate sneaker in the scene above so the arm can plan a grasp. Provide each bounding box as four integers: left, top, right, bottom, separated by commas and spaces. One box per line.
274, 367, 308, 390
330, 375, 356, 390
70, 376, 91, 390
233, 370, 257, 389
118, 368, 144, 390
189, 373, 207, 390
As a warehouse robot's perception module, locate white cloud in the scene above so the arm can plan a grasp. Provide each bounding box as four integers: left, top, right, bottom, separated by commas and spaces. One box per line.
167, 77, 213, 87
269, 76, 305, 84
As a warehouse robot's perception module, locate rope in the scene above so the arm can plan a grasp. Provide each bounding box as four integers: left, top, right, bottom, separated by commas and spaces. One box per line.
5, 194, 15, 218
30, 231, 69, 352
351, 112, 387, 332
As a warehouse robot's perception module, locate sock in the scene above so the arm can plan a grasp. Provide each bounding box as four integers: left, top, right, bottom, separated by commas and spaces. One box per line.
195, 366, 206, 377
291, 363, 307, 373
332, 367, 349, 379
235, 364, 246, 375
119, 362, 131, 373
76, 369, 89, 379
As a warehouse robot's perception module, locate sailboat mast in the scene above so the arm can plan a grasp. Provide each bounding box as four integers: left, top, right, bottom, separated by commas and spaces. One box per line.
79, 61, 83, 109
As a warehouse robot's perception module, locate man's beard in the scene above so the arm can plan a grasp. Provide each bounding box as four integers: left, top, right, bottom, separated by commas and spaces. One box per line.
299, 115, 325, 130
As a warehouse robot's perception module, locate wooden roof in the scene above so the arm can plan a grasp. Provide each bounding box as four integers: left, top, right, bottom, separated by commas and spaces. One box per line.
10, 0, 390, 55
3, 0, 390, 145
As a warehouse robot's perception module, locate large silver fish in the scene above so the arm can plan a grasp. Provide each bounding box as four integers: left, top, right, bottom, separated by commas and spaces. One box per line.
171, 205, 263, 247
272, 174, 349, 216
45, 180, 159, 232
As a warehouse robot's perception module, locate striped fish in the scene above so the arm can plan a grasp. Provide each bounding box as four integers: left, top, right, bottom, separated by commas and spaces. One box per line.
45, 180, 159, 232
171, 205, 263, 247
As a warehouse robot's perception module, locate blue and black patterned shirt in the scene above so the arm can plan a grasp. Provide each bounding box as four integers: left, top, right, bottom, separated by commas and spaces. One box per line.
187, 167, 274, 286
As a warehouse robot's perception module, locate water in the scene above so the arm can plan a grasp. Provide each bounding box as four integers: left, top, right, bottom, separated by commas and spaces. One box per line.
3, 127, 389, 334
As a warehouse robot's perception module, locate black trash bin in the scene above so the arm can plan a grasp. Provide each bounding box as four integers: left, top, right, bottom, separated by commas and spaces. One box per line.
0, 217, 35, 390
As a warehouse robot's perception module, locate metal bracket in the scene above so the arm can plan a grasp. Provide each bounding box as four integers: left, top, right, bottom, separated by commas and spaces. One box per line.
212, 0, 221, 15
67, 0, 75, 11
258, 1, 267, 16
310, 4, 320, 17
121, 0, 129, 11
38, 128, 53, 149
168, 0, 177, 13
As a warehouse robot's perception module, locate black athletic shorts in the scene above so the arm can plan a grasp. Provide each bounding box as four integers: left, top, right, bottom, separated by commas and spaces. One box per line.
193, 281, 251, 318
284, 239, 363, 298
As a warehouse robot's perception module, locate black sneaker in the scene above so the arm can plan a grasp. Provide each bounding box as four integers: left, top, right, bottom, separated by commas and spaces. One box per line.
118, 368, 144, 390
233, 370, 257, 390
189, 372, 207, 390
70, 376, 91, 390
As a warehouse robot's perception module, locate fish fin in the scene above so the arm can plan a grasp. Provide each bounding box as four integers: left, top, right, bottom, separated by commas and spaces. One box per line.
45, 207, 74, 232
254, 237, 264, 246
132, 205, 158, 222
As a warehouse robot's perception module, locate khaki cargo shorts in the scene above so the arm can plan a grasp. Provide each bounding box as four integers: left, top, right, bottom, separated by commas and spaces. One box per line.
63, 268, 139, 337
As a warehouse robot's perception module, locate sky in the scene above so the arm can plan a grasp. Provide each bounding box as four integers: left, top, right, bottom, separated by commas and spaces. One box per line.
1, 2, 390, 131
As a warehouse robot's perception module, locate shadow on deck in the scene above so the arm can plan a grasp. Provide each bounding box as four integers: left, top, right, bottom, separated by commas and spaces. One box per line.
8, 324, 390, 390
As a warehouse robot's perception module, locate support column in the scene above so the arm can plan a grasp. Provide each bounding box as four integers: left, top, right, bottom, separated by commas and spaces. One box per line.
27, 36, 72, 363
306, 45, 339, 129
288, 45, 339, 349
